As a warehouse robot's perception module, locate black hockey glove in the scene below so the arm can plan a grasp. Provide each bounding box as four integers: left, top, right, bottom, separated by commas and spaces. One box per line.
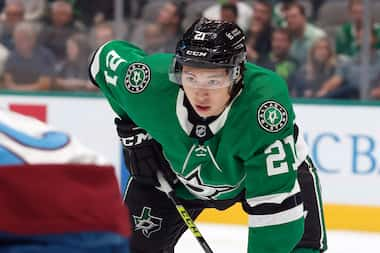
115, 117, 177, 186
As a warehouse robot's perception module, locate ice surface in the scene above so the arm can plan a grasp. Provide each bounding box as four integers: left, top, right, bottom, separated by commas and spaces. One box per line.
175, 223, 380, 252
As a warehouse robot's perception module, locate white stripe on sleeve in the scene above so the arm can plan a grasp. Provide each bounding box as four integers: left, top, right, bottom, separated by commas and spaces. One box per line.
248, 204, 304, 228
246, 180, 300, 207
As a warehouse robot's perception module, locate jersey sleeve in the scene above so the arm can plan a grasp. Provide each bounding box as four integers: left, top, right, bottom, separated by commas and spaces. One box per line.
243, 73, 304, 252
88, 40, 175, 132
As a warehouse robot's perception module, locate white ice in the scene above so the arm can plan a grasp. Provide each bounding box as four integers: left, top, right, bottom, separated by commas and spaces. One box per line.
176, 223, 380, 252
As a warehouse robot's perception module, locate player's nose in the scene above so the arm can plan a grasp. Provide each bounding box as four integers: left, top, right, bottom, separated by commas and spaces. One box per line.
195, 88, 210, 98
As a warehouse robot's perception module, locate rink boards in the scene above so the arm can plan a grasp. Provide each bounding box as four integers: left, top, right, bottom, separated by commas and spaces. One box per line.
0, 92, 379, 232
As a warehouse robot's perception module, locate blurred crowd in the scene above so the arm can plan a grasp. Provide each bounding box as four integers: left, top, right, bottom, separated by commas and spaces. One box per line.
0, 0, 379, 100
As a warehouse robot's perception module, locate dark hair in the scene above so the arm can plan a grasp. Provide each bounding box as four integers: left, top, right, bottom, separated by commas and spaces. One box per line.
169, 1, 187, 32
255, 0, 273, 13
221, 3, 238, 18
284, 2, 306, 17
273, 27, 292, 41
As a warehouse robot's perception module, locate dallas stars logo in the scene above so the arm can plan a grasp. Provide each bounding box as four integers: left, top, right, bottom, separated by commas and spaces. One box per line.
133, 207, 162, 238
177, 165, 237, 200
125, 63, 151, 93
257, 100, 288, 133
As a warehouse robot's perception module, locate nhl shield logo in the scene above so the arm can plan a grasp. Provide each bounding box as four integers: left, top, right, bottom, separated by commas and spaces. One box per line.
257, 100, 288, 133
125, 63, 151, 93
195, 125, 207, 138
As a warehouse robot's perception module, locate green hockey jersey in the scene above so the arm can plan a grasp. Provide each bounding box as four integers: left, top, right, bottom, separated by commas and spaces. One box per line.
90, 40, 308, 253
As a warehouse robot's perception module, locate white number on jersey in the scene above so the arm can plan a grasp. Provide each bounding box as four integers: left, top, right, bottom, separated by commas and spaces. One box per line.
104, 50, 127, 86
264, 135, 297, 176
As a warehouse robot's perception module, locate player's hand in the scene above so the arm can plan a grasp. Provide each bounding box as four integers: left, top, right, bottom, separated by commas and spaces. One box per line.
115, 117, 177, 187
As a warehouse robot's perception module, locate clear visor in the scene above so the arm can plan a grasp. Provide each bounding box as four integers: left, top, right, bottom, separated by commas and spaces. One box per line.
169, 59, 235, 89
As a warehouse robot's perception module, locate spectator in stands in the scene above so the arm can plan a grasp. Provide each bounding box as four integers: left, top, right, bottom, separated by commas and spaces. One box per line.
90, 21, 115, 50
3, 22, 55, 91
316, 27, 380, 99
39, 0, 84, 64
310, 0, 326, 21
72, 0, 115, 26
203, 0, 253, 32
0, 0, 25, 50
143, 23, 166, 55
246, 0, 274, 62
370, 82, 380, 99
292, 37, 338, 98
55, 33, 95, 91
256, 28, 297, 85
155, 1, 184, 53
335, 0, 380, 57
20, 0, 46, 21
284, 2, 326, 65
220, 3, 238, 25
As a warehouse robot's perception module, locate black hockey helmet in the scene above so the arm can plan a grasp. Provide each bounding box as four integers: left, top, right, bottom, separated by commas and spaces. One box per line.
169, 18, 246, 91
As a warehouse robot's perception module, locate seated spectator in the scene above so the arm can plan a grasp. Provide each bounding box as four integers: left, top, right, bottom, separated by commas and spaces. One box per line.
39, 0, 85, 64
21, 0, 46, 21
245, 0, 274, 62
370, 83, 380, 99
0, 0, 25, 50
143, 23, 166, 54
3, 22, 55, 91
284, 2, 326, 65
292, 37, 338, 98
90, 21, 115, 50
156, 1, 184, 53
130, 1, 183, 53
72, 0, 115, 26
220, 3, 238, 24
203, 0, 253, 32
335, 0, 380, 57
316, 28, 380, 99
54, 33, 96, 91
257, 28, 297, 84
310, 0, 326, 21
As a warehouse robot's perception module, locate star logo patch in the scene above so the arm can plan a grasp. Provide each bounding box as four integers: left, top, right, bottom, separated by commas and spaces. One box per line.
177, 165, 237, 200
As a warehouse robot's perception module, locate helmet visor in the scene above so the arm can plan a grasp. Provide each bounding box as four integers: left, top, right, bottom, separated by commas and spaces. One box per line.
169, 58, 235, 89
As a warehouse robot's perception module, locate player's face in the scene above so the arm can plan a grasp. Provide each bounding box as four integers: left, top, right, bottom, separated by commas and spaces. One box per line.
181, 65, 232, 118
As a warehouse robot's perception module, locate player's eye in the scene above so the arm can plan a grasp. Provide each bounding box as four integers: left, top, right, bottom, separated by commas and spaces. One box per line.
185, 76, 196, 83
208, 79, 222, 86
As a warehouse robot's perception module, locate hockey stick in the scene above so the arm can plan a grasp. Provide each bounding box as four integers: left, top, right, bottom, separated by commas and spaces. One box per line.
156, 171, 214, 253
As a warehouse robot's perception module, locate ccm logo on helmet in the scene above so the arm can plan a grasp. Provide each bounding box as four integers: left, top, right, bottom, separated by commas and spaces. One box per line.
185, 50, 208, 57
121, 132, 152, 147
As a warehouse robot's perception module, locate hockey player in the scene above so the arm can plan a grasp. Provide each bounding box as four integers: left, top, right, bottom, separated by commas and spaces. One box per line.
89, 18, 327, 253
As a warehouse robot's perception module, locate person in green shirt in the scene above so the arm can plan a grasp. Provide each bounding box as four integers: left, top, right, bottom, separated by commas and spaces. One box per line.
335, 0, 380, 57
89, 18, 327, 253
256, 27, 298, 89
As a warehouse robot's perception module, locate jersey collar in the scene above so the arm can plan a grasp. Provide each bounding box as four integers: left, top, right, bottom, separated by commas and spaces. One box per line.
176, 89, 237, 142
